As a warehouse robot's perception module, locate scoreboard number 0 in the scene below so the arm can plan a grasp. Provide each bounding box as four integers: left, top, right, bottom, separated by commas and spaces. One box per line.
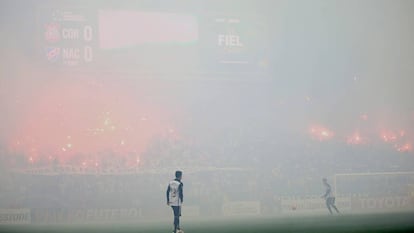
83, 25, 93, 41
84, 46, 93, 62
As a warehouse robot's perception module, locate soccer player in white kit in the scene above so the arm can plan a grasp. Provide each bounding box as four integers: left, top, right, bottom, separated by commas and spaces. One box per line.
167, 170, 184, 233
322, 177, 340, 214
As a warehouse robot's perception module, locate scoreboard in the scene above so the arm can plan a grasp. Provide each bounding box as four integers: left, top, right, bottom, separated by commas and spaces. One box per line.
37, 7, 269, 75
38, 8, 97, 66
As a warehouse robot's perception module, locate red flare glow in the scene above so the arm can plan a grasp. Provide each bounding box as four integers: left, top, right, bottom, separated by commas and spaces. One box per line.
380, 130, 398, 143
7, 78, 174, 167
395, 143, 413, 153
309, 125, 334, 141
347, 131, 366, 145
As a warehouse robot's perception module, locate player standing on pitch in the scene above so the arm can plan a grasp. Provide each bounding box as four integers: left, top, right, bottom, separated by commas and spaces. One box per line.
322, 177, 340, 214
167, 170, 184, 233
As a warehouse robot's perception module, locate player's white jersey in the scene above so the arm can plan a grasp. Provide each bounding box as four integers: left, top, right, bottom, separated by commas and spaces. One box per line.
167, 180, 183, 206
324, 184, 334, 198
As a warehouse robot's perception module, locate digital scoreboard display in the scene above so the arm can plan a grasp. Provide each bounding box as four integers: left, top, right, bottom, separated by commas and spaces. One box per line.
38, 8, 97, 66
37, 7, 269, 74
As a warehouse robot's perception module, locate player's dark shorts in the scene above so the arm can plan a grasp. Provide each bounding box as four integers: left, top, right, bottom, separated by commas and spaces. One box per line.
326, 197, 336, 205
171, 206, 181, 217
